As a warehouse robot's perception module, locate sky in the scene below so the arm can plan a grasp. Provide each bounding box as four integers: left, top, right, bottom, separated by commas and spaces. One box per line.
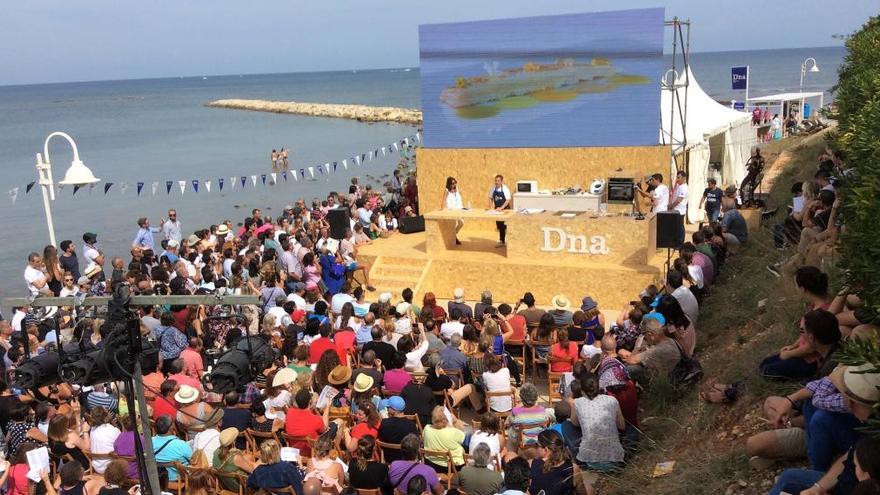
0, 0, 872, 86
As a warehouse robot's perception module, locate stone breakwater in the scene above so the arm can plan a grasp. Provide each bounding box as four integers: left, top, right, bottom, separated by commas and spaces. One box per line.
207, 99, 423, 125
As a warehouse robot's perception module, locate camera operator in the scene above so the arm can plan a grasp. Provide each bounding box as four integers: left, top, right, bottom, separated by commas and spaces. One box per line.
634, 173, 669, 216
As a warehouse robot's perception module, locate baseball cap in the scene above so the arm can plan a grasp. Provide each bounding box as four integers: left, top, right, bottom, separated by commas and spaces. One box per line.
83, 232, 98, 243
380, 396, 406, 412
291, 309, 306, 322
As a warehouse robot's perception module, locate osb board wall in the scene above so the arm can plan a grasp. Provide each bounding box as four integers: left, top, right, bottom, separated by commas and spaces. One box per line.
421, 258, 661, 310
417, 146, 670, 214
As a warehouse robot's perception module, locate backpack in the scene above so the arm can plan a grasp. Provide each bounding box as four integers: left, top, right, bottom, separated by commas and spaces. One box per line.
669, 339, 703, 386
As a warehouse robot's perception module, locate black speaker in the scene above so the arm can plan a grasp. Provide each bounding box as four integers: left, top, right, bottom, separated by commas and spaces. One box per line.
399, 215, 425, 234
327, 207, 349, 240
656, 211, 682, 249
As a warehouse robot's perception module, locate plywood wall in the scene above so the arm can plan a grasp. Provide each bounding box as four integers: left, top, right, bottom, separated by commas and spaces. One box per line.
417, 146, 671, 213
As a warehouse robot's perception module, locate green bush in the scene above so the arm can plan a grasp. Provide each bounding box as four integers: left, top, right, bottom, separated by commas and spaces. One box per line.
833, 15, 880, 436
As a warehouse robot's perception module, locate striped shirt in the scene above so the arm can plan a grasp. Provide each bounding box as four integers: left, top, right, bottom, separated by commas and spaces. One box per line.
509, 405, 550, 445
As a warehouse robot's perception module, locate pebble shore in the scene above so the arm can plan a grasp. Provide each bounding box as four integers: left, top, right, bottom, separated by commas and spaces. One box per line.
207, 98, 422, 125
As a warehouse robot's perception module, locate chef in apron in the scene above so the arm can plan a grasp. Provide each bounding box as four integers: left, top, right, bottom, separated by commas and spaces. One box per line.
489, 174, 512, 247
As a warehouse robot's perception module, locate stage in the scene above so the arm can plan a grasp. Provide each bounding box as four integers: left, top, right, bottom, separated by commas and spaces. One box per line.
356, 210, 668, 311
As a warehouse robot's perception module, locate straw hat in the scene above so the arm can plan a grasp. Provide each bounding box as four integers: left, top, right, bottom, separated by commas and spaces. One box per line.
84, 263, 102, 278
395, 302, 410, 315
378, 292, 392, 304
551, 295, 570, 311
353, 373, 374, 393
219, 427, 239, 447
830, 363, 880, 406
273, 368, 298, 388
174, 385, 200, 405
328, 365, 352, 385
203, 409, 225, 428
216, 224, 230, 236
453, 288, 465, 303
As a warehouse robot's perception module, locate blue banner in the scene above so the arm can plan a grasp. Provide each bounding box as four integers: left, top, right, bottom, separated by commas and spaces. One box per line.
731, 66, 748, 90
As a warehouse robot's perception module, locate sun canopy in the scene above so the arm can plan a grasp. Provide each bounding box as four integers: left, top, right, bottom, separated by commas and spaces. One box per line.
748, 91, 823, 102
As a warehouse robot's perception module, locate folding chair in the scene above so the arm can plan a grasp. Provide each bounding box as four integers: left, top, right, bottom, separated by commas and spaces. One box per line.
245, 428, 281, 453
504, 339, 527, 382
213, 468, 247, 495
376, 440, 401, 463
484, 389, 517, 423
419, 448, 457, 490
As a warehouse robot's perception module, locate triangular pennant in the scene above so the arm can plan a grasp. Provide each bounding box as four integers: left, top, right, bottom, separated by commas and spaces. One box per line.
333, 161, 338, 172
137, 182, 144, 196
192, 179, 199, 193
315, 164, 322, 175
240, 176, 247, 188
218, 178, 224, 191
26, 181, 36, 194
342, 159, 348, 170
307, 166, 315, 178
250, 175, 257, 187
361, 153, 366, 163
323, 163, 330, 174
9, 187, 19, 205
178, 180, 186, 194
231, 176, 238, 190
281, 171, 288, 182
270, 173, 277, 184
73, 184, 82, 195
354, 155, 361, 165
89, 183, 96, 193
292, 170, 298, 181
121, 182, 129, 194
299, 168, 305, 180
381, 147, 387, 156
103, 182, 113, 194
374, 149, 379, 159
165, 181, 173, 194
205, 180, 211, 193
261, 174, 267, 185
416, 131, 422, 142
393, 142, 399, 152
405, 137, 410, 146
152, 181, 159, 196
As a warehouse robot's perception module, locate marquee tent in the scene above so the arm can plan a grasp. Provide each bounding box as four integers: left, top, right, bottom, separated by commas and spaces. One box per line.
660, 67, 757, 223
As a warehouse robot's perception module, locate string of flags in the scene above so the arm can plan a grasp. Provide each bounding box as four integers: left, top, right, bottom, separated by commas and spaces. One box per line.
8, 132, 420, 205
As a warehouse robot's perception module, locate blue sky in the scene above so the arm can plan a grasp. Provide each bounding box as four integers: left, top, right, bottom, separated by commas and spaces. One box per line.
1, 0, 872, 86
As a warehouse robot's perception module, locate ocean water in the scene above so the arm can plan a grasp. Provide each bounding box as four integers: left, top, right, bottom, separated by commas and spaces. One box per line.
0, 46, 845, 306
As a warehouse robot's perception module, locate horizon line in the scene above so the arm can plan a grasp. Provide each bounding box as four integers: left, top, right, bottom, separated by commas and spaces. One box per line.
0, 44, 844, 89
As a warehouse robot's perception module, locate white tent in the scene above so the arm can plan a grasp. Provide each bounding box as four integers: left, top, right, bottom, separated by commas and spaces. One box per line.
660, 67, 757, 223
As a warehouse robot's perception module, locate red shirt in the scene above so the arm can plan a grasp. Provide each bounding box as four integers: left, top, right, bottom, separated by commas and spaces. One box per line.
549, 342, 579, 372
152, 396, 178, 421
168, 373, 203, 393
507, 315, 527, 342
351, 422, 379, 440
142, 371, 165, 399
180, 348, 204, 378
334, 330, 356, 354
285, 408, 326, 455
309, 337, 345, 364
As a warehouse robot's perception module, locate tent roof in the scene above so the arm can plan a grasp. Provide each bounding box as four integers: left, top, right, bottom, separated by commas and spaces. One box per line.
660, 67, 751, 150
748, 91, 823, 102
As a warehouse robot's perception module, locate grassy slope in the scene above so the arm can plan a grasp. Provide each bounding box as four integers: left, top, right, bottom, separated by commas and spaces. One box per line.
603, 129, 835, 495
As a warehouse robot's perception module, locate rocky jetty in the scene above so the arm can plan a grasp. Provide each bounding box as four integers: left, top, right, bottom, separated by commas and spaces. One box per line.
206, 99, 422, 125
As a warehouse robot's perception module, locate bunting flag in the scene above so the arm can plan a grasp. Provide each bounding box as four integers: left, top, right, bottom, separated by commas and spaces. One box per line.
354, 155, 361, 166
121, 182, 129, 194
323, 163, 330, 174
281, 171, 287, 182
192, 179, 199, 193
404, 138, 410, 146
205, 180, 211, 193
381, 147, 387, 157
270, 173, 277, 185
137, 182, 144, 196
299, 169, 305, 180
416, 131, 422, 142
26, 182, 36, 194
393, 142, 399, 152
240, 176, 247, 188
292, 170, 298, 181
333, 161, 338, 172
73, 185, 82, 195
218, 178, 225, 191
165, 181, 173, 194
342, 159, 348, 170
232, 176, 238, 190
250, 175, 257, 187
178, 180, 186, 194
152, 182, 159, 196
103, 183, 113, 194
9, 187, 18, 205
308, 166, 315, 179
361, 153, 366, 163
260, 174, 266, 185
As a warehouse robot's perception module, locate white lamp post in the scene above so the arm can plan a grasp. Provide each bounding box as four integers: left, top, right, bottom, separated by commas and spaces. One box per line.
35, 132, 101, 246
799, 57, 820, 122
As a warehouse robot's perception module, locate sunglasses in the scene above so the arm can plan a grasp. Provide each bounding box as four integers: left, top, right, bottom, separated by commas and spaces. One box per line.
64, 278, 74, 282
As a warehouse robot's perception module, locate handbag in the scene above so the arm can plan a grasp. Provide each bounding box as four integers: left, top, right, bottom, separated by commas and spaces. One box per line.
669, 339, 703, 386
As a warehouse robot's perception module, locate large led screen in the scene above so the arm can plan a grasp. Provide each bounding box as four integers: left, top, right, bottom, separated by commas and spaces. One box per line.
419, 8, 664, 148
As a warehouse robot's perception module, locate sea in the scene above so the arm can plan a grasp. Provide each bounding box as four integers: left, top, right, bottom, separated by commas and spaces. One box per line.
0, 46, 845, 308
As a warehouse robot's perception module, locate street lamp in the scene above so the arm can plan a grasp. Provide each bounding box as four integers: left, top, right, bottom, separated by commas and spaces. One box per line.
799, 57, 820, 121
35, 132, 100, 246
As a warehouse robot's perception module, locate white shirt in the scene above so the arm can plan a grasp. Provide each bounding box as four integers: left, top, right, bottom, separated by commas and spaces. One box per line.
440, 321, 464, 340
60, 286, 81, 297
672, 183, 689, 216
83, 243, 100, 264
378, 216, 398, 231
652, 183, 670, 212
90, 424, 122, 473
405, 339, 430, 370
331, 293, 355, 314
445, 190, 464, 209
687, 265, 705, 290
483, 368, 512, 412
11, 310, 26, 332
268, 306, 291, 328
580, 343, 602, 361
24, 265, 45, 296
163, 219, 183, 242
469, 430, 502, 460
671, 286, 699, 324
488, 185, 511, 202
190, 428, 221, 465
394, 316, 412, 335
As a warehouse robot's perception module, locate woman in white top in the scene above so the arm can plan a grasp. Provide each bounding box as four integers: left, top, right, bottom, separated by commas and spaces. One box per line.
571, 373, 625, 472
482, 354, 513, 413
468, 411, 505, 469
441, 176, 465, 245
88, 406, 121, 474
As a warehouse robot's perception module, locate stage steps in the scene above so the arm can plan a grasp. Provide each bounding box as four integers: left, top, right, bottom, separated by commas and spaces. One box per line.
368, 256, 430, 301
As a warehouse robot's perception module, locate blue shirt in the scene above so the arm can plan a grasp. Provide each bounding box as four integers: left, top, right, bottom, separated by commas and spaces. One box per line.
152, 434, 192, 480
133, 226, 159, 250
247, 462, 304, 495
355, 324, 374, 346
154, 325, 188, 360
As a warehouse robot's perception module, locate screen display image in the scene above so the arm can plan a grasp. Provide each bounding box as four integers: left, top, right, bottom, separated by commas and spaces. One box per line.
419, 8, 664, 148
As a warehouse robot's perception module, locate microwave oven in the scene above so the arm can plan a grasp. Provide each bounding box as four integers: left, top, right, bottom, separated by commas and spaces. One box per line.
516, 180, 538, 194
